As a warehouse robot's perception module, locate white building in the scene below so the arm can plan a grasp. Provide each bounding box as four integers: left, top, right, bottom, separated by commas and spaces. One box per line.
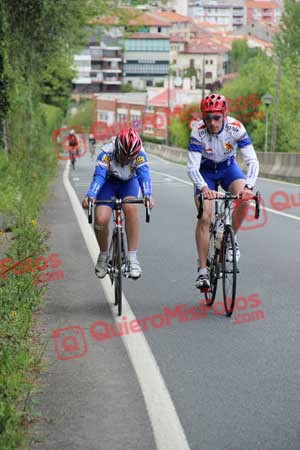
167, 0, 189, 16
188, 0, 246, 30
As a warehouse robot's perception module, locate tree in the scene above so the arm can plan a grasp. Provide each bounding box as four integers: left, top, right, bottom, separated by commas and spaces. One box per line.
228, 39, 259, 73
0, 0, 107, 156
271, 0, 300, 151
275, 0, 300, 59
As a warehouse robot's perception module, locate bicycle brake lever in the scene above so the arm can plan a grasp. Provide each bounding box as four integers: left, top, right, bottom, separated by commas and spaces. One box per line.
88, 199, 93, 224
145, 197, 150, 223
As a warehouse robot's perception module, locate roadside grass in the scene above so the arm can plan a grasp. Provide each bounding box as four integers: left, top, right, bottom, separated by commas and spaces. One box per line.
65, 98, 94, 132
0, 103, 61, 449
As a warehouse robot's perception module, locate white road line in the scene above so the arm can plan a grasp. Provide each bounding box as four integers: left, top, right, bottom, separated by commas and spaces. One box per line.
152, 169, 300, 221
152, 170, 193, 187
63, 162, 191, 450
264, 206, 300, 221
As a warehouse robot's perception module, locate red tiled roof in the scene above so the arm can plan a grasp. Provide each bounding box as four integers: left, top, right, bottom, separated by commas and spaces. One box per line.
193, 20, 226, 28
127, 33, 169, 39
246, 1, 280, 9
169, 34, 188, 43
149, 88, 179, 107
128, 11, 172, 27
247, 35, 273, 47
156, 11, 191, 23
181, 41, 229, 54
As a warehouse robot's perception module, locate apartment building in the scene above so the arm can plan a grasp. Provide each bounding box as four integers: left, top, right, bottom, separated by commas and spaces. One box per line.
188, 0, 246, 30
175, 40, 229, 89
246, 1, 282, 25
157, 11, 192, 38
166, 0, 189, 16
72, 36, 122, 94
123, 33, 170, 90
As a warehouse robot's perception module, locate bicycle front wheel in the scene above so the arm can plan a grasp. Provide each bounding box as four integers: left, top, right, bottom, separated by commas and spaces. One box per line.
222, 226, 237, 316
113, 227, 123, 316
205, 227, 219, 306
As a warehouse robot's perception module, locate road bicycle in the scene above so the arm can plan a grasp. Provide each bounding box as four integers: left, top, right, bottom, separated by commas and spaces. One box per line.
69, 148, 76, 170
88, 197, 150, 316
197, 188, 261, 317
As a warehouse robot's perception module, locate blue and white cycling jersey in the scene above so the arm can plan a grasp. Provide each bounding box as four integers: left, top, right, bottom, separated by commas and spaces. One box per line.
86, 140, 152, 198
187, 116, 259, 191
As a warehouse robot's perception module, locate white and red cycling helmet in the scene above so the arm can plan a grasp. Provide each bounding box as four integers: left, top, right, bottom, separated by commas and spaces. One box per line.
115, 128, 142, 164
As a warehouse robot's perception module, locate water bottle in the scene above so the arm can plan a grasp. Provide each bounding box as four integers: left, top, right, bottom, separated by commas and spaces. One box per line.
215, 220, 224, 250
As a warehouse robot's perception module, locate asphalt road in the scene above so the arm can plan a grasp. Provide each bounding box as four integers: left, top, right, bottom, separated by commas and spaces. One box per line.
29, 150, 300, 450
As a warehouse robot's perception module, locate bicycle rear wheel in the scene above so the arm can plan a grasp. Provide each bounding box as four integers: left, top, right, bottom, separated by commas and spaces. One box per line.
221, 226, 237, 316
113, 227, 123, 316
205, 228, 219, 306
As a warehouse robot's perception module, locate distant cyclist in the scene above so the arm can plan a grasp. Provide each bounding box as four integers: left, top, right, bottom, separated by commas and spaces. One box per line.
82, 128, 154, 279
67, 129, 80, 160
187, 93, 259, 291
89, 133, 96, 158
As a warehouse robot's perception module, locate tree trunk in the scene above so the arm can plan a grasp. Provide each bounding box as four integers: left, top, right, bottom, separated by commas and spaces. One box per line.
2, 119, 9, 159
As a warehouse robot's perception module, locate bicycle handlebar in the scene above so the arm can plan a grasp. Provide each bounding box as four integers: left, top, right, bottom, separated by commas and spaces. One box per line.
88, 197, 150, 224
197, 191, 261, 220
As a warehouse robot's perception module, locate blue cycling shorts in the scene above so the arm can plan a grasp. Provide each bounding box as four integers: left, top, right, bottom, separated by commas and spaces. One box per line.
194, 161, 246, 195
96, 176, 140, 208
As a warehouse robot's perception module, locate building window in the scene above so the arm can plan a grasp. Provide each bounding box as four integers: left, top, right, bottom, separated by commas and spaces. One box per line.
117, 113, 127, 123
210, 60, 213, 64
123, 63, 169, 75
158, 26, 161, 32
97, 111, 108, 121
124, 39, 169, 52
205, 72, 212, 79
145, 125, 154, 133
190, 59, 194, 68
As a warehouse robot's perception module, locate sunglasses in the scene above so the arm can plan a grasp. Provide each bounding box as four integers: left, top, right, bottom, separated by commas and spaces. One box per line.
205, 115, 223, 121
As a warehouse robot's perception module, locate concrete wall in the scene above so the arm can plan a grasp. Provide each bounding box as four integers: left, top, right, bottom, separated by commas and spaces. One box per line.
146, 143, 300, 182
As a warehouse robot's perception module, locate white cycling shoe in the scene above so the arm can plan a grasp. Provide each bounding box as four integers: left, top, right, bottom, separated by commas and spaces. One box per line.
127, 258, 142, 279
95, 254, 108, 278
227, 240, 240, 262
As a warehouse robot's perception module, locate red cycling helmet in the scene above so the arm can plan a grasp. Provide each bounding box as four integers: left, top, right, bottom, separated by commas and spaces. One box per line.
200, 93, 227, 118
115, 127, 142, 163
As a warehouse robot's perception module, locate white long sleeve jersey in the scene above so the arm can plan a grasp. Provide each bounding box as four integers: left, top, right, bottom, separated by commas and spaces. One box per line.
187, 117, 259, 191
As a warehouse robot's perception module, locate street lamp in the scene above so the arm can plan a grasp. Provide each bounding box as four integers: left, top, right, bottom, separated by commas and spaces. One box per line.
262, 94, 273, 152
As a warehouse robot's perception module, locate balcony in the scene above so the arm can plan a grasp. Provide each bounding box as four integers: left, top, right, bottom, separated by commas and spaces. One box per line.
102, 78, 122, 85
91, 53, 122, 62
102, 69, 122, 73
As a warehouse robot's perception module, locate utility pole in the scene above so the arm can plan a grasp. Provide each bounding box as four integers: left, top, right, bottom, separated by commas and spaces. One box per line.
141, 93, 148, 140
202, 58, 205, 100
262, 94, 273, 152
270, 59, 281, 152
166, 70, 170, 146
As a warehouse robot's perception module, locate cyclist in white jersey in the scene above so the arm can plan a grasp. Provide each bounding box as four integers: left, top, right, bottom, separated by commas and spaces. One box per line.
187, 93, 259, 291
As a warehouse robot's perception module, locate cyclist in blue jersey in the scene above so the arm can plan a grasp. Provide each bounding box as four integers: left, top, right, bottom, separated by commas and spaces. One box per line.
187, 93, 259, 291
82, 128, 154, 280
